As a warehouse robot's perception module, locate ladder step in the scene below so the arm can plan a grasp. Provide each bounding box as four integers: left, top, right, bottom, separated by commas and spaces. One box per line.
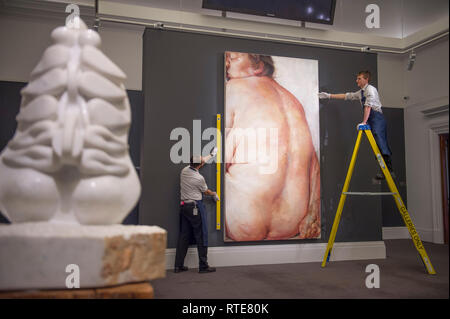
343, 192, 397, 196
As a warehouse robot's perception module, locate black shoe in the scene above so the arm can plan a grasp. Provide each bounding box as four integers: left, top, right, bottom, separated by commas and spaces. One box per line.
174, 266, 189, 273
199, 267, 216, 273
375, 171, 396, 180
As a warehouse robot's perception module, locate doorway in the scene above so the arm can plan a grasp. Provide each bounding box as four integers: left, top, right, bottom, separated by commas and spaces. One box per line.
439, 133, 449, 244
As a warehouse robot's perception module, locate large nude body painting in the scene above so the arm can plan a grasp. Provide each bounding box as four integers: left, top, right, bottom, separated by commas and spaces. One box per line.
224, 52, 320, 242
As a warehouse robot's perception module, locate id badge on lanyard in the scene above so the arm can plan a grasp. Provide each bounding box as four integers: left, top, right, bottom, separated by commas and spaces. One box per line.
193, 204, 198, 216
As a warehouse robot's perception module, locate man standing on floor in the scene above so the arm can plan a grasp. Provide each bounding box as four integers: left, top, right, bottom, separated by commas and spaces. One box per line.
174, 151, 218, 273
319, 70, 394, 180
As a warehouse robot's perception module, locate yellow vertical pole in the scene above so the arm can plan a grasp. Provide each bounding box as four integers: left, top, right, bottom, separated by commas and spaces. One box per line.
364, 129, 436, 275
216, 114, 221, 230
322, 130, 364, 267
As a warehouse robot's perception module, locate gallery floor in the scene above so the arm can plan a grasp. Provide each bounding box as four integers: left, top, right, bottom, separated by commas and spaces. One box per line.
151, 239, 449, 299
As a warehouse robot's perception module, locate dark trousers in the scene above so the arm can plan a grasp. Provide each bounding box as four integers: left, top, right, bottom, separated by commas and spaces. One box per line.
368, 110, 393, 172
174, 203, 208, 269
367, 110, 392, 156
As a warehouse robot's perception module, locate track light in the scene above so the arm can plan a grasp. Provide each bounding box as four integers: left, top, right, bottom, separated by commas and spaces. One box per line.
407, 50, 416, 71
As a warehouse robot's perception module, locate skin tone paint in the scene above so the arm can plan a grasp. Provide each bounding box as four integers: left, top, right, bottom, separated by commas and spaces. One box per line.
225, 52, 320, 241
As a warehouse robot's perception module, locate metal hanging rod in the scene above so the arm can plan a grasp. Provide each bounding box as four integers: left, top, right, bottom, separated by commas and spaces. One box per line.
99, 16, 448, 55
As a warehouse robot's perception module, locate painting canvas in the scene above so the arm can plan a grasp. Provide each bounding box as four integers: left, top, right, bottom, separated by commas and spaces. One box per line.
224, 51, 320, 242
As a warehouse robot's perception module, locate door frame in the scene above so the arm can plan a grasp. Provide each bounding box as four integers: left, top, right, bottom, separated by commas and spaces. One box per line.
429, 121, 449, 243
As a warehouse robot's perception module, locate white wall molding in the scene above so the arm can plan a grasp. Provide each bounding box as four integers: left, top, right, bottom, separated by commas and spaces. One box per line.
382, 227, 410, 239
428, 120, 449, 244
165, 241, 386, 269
384, 227, 436, 243
406, 96, 449, 110
381, 226, 443, 243
402, 16, 449, 49
416, 227, 439, 243
421, 105, 449, 118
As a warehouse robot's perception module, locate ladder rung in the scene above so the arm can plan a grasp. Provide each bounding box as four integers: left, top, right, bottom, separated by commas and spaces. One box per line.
343, 192, 397, 196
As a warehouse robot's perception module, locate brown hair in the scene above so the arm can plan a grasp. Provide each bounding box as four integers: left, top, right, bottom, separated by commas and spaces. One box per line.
248, 54, 275, 78
358, 70, 371, 81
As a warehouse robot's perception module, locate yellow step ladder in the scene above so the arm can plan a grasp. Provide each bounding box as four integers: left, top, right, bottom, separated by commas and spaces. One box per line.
321, 125, 436, 275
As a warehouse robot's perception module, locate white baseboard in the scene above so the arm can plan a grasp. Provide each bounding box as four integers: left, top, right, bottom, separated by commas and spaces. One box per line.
382, 227, 410, 239
382, 226, 442, 243
416, 227, 441, 243
165, 241, 386, 269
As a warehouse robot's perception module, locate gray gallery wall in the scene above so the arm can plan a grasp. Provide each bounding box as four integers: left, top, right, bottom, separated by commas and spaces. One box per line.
141, 29, 407, 248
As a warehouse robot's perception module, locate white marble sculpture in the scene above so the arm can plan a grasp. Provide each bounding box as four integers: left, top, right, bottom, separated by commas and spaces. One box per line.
0, 19, 166, 292
0, 19, 140, 225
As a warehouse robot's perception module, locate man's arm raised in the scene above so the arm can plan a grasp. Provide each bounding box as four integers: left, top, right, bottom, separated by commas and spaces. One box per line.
319, 92, 361, 100
319, 92, 346, 100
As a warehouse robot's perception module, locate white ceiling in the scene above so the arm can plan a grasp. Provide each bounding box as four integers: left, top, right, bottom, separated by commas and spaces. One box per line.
119, 0, 449, 39
331, 0, 449, 38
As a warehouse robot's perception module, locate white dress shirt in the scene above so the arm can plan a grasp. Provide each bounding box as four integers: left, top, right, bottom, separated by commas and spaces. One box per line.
345, 84, 383, 113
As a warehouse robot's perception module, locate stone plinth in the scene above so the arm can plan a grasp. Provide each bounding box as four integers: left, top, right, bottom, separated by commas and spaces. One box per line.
0, 223, 166, 291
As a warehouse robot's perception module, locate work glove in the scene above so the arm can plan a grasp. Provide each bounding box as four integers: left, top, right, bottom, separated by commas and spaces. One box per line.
213, 193, 219, 202
356, 122, 367, 130
318, 92, 331, 99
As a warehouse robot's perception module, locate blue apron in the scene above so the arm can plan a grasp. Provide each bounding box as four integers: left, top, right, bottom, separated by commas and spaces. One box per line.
362, 91, 392, 156
195, 199, 208, 247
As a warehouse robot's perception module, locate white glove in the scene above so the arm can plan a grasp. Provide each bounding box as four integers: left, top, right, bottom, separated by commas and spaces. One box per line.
356, 122, 367, 129
318, 92, 331, 99
214, 193, 219, 202
210, 147, 218, 157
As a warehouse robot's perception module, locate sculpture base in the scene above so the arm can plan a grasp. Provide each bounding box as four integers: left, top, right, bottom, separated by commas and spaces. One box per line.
0, 222, 166, 291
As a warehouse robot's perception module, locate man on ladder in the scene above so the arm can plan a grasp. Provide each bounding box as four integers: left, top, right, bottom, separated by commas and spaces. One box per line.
319, 70, 393, 180
317, 71, 436, 275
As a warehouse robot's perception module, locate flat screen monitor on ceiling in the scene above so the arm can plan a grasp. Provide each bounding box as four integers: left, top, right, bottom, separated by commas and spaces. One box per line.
202, 0, 336, 25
